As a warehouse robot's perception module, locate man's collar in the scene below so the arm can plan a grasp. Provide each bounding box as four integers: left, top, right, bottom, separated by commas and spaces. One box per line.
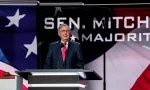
61, 40, 69, 45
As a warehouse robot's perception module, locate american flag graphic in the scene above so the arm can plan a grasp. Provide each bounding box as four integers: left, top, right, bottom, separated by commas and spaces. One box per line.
0, 4, 37, 90
85, 8, 150, 90
0, 4, 150, 90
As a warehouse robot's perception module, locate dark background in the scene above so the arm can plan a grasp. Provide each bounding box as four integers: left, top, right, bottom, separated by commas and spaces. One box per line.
37, 5, 117, 69
37, 0, 150, 69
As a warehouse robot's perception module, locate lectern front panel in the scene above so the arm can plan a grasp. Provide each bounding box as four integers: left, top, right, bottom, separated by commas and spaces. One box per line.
28, 87, 79, 90
28, 75, 79, 84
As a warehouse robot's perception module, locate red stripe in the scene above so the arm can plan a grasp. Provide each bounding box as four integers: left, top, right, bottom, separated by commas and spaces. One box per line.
23, 85, 28, 90
0, 70, 5, 77
130, 64, 150, 90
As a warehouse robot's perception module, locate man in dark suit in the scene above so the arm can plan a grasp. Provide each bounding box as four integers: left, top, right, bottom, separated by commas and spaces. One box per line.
43, 24, 84, 69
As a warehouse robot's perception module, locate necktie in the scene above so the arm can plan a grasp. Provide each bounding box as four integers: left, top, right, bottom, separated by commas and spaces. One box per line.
62, 45, 67, 62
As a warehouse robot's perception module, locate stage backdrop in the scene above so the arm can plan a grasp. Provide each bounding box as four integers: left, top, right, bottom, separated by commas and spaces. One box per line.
37, 6, 116, 66
37, 5, 116, 90
0, 3, 37, 90
37, 5, 150, 90
0, 3, 149, 90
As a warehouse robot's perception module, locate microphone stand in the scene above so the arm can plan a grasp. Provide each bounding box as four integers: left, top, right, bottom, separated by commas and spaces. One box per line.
103, 50, 106, 90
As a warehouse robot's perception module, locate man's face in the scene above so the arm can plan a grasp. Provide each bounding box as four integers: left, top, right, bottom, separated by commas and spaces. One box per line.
58, 26, 71, 42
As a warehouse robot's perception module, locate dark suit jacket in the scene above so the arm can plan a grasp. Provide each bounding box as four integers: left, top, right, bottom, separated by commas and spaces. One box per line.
43, 40, 84, 69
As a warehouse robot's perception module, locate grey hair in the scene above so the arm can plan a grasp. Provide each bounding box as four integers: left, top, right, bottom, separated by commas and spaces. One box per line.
58, 24, 71, 32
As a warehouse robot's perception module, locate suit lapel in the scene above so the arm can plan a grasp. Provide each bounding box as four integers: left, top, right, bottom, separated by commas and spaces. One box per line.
57, 41, 63, 66
66, 41, 72, 60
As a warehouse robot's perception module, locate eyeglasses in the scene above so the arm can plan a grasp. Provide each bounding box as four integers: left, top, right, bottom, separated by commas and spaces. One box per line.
60, 30, 71, 33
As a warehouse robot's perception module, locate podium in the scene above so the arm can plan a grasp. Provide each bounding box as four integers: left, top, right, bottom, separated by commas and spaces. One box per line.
0, 76, 22, 90
16, 69, 102, 90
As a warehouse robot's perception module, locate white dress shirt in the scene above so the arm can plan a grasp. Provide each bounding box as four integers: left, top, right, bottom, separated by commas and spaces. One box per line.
61, 40, 68, 49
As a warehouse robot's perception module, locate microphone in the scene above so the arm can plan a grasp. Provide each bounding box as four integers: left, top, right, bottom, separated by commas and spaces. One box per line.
60, 43, 64, 48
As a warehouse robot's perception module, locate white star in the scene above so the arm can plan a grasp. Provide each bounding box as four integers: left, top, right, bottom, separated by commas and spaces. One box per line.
54, 7, 62, 16
24, 36, 37, 58
71, 26, 79, 40
70, 35, 76, 41
5, 9, 26, 27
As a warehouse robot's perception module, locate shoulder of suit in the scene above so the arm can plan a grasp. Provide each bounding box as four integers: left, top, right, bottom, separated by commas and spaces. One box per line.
70, 41, 80, 46
49, 41, 59, 46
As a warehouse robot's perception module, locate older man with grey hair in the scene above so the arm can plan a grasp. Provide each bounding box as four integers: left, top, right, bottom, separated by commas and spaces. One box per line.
43, 24, 84, 69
